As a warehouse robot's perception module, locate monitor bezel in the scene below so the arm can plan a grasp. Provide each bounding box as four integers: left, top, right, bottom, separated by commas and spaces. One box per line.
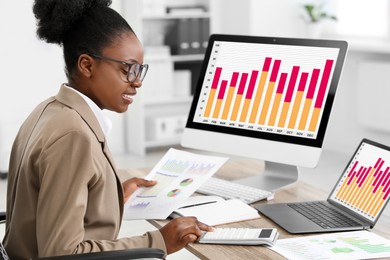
185, 34, 348, 148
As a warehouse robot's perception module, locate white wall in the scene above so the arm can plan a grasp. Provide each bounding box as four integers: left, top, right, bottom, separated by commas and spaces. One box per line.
212, 0, 389, 156
0, 1, 125, 172
324, 49, 390, 152
0, 1, 65, 171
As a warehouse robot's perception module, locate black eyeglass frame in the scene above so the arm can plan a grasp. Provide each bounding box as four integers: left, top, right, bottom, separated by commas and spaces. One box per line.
89, 54, 149, 83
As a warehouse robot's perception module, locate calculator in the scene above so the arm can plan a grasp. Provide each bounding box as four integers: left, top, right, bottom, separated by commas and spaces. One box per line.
198, 228, 279, 246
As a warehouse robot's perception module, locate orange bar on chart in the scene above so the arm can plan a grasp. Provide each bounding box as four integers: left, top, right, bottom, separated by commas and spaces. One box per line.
204, 67, 222, 118
372, 167, 390, 216
335, 161, 359, 200
335, 157, 390, 218
352, 168, 372, 208
345, 170, 365, 205
288, 72, 308, 129
230, 73, 249, 121
212, 80, 228, 118
298, 69, 320, 130
338, 163, 360, 201
268, 73, 287, 126
258, 60, 281, 125
249, 57, 272, 124
278, 66, 300, 128
372, 197, 386, 217
240, 70, 259, 122
367, 187, 384, 215
355, 169, 376, 208
309, 60, 334, 131
221, 72, 239, 120
365, 161, 387, 213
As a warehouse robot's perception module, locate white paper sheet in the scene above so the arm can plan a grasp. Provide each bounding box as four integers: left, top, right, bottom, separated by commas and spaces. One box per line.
123, 148, 228, 220
172, 198, 260, 226
270, 230, 390, 260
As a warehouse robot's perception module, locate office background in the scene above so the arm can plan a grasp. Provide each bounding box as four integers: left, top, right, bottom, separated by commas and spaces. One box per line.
1, 0, 390, 259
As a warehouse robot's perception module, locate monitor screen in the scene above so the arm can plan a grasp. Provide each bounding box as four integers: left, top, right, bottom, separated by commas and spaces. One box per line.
181, 34, 348, 189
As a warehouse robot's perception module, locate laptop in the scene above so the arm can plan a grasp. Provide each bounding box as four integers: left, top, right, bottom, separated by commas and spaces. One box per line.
255, 138, 390, 234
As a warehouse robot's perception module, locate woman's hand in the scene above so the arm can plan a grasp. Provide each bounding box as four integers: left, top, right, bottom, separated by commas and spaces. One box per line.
159, 217, 214, 254
122, 177, 157, 203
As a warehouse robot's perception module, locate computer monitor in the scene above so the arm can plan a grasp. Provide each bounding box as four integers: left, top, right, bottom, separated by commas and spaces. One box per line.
181, 34, 348, 191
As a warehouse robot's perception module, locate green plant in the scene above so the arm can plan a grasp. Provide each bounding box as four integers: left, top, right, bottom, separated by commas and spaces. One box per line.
302, 3, 337, 23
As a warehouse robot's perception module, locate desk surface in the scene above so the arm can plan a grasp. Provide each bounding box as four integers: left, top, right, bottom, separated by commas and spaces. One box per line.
128, 159, 390, 260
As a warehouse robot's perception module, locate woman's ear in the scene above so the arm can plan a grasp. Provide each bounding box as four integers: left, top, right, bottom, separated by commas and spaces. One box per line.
77, 54, 94, 78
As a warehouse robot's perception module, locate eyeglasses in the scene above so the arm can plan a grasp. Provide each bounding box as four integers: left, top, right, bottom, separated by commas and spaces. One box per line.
90, 54, 149, 83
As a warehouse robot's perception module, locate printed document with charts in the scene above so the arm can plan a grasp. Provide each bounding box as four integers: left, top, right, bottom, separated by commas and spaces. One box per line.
124, 148, 228, 220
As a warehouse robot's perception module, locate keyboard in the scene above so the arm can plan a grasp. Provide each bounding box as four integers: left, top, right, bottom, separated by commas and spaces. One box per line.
197, 177, 274, 204
287, 201, 361, 229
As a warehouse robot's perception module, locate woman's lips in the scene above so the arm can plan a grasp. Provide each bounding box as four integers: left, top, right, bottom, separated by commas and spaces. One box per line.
122, 93, 135, 103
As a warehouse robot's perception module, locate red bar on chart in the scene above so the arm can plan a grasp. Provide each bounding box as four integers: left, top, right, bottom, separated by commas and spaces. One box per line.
258, 59, 281, 125
268, 72, 288, 126
288, 72, 309, 129
240, 70, 259, 122
222, 72, 240, 120
230, 73, 249, 121
204, 67, 222, 117
335, 158, 390, 218
298, 68, 320, 130
336, 161, 358, 199
368, 168, 390, 216
212, 80, 228, 118
373, 159, 385, 190
278, 66, 300, 128
345, 166, 366, 203
353, 167, 376, 208
309, 59, 334, 131
249, 57, 272, 123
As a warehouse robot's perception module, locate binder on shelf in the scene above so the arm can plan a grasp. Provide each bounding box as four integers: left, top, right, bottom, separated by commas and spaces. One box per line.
189, 18, 201, 54
165, 18, 191, 55
200, 18, 210, 53
165, 18, 209, 55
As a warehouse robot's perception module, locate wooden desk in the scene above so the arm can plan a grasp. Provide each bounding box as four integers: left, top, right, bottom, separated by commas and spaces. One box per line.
127, 159, 390, 260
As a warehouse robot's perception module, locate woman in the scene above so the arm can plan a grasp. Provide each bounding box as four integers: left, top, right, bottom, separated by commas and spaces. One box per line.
3, 0, 212, 259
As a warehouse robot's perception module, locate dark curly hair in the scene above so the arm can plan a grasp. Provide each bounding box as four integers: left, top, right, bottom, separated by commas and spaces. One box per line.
33, 0, 135, 80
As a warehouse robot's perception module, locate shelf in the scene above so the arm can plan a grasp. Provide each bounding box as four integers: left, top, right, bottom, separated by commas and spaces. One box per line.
171, 54, 205, 62
143, 53, 204, 62
123, 0, 211, 156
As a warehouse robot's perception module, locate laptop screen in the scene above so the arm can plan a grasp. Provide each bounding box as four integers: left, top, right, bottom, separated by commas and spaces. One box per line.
329, 139, 390, 224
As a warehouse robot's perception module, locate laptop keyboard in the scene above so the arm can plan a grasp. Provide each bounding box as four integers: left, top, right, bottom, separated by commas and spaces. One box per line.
287, 201, 361, 229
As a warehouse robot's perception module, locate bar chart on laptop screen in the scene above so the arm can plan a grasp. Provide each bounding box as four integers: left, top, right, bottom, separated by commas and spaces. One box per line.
331, 143, 390, 221
193, 41, 340, 139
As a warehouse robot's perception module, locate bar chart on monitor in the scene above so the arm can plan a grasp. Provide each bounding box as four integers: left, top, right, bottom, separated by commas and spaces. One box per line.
194, 40, 340, 139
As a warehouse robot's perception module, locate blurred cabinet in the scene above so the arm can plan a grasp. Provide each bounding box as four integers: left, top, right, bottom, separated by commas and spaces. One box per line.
121, 0, 213, 155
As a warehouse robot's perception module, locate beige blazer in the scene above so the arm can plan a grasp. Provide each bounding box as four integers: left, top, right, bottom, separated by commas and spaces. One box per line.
3, 85, 166, 260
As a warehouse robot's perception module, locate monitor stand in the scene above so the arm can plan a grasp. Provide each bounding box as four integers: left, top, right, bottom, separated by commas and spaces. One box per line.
233, 161, 299, 191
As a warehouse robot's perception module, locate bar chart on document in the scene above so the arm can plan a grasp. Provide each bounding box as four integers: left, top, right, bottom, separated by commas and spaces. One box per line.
194, 41, 340, 139
331, 142, 390, 221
